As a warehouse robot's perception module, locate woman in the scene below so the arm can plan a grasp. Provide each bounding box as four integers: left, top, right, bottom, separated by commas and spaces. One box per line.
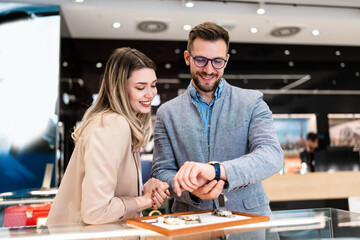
46, 48, 169, 225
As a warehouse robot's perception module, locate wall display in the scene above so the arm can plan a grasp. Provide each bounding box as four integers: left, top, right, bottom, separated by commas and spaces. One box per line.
273, 114, 317, 174
127, 209, 269, 236
328, 114, 360, 148
0, 2, 60, 193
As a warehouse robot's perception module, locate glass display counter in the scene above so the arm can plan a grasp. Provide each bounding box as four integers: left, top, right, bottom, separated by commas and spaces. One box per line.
0, 208, 359, 239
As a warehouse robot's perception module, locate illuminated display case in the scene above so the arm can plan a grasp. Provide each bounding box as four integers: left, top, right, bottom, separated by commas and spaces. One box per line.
0, 208, 359, 239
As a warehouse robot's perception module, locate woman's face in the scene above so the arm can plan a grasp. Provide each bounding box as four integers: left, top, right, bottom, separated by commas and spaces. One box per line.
126, 68, 157, 114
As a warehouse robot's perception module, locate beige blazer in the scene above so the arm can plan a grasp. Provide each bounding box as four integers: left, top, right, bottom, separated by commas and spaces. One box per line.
46, 113, 141, 225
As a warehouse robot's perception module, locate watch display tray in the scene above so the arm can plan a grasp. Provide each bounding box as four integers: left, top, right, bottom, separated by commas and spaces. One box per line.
126, 209, 269, 236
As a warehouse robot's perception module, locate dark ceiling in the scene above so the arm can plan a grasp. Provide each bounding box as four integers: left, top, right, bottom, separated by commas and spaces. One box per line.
60, 38, 360, 93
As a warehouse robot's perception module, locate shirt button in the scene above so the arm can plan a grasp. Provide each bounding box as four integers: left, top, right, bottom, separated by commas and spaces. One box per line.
208, 125, 211, 128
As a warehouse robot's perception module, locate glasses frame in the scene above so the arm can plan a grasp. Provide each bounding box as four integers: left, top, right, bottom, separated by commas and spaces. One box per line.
188, 51, 228, 69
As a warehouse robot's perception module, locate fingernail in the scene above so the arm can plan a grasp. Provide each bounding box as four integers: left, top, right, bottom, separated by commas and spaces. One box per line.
156, 187, 159, 191
152, 189, 155, 193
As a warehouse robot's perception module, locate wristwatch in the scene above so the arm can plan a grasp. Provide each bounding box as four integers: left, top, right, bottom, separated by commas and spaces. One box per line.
207, 161, 221, 181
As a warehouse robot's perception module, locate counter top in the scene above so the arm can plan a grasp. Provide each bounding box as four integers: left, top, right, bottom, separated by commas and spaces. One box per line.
0, 208, 359, 239
263, 171, 360, 201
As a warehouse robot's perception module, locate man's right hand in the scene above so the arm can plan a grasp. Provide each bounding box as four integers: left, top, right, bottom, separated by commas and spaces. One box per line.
173, 162, 216, 196
190, 180, 225, 200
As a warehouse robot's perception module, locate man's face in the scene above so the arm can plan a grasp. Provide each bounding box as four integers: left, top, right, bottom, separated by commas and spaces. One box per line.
184, 38, 229, 94
308, 139, 319, 152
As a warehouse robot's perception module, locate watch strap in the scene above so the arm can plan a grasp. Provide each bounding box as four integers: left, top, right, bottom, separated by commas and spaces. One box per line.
208, 162, 221, 181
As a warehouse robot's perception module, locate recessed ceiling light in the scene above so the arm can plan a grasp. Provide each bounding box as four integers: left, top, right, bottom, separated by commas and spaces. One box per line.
72, 0, 84, 3
96, 62, 103, 68
112, 22, 121, 28
340, 62, 346, 68
250, 27, 258, 33
284, 50, 290, 55
185, 1, 194, 8
335, 50, 341, 56
165, 63, 172, 69
230, 49, 237, 54
257, 2, 265, 15
183, 25, 191, 31
312, 29, 320, 36
288, 61, 294, 67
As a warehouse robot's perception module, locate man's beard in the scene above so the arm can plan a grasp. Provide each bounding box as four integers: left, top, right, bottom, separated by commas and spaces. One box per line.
192, 72, 221, 93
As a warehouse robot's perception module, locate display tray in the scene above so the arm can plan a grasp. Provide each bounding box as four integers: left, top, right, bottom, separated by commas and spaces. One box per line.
126, 209, 269, 236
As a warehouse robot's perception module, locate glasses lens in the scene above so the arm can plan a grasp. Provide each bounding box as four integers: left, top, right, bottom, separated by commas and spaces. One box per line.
212, 58, 225, 69
194, 57, 208, 68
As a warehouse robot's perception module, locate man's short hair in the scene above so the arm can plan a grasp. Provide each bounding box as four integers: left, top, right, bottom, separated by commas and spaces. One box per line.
187, 22, 230, 52
307, 132, 318, 141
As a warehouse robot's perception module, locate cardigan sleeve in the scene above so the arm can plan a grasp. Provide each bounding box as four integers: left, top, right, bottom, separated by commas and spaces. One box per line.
80, 116, 138, 224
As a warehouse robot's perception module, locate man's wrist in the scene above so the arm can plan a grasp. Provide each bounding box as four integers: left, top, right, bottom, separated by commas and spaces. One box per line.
208, 161, 221, 181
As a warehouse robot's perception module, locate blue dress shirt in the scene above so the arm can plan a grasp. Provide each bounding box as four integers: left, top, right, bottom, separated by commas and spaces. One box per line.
189, 79, 224, 143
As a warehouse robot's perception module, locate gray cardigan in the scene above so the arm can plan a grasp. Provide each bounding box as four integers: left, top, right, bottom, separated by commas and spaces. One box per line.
151, 80, 283, 215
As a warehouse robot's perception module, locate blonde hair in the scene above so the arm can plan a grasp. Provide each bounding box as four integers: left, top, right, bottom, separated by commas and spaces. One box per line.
72, 47, 156, 152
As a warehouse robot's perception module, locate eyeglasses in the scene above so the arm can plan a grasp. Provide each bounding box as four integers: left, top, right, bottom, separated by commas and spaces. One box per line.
188, 51, 227, 69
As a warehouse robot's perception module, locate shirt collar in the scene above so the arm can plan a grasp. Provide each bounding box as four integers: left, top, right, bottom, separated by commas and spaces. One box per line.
189, 78, 225, 102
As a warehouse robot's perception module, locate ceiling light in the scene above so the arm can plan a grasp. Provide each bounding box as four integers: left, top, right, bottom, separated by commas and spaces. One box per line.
250, 27, 258, 33
96, 62, 103, 68
112, 22, 121, 28
335, 50, 341, 56
183, 24, 191, 31
284, 50, 290, 55
185, 0, 194, 8
71, 0, 84, 3
257, 2, 265, 15
137, 21, 168, 33
271, 26, 301, 38
312, 29, 320, 36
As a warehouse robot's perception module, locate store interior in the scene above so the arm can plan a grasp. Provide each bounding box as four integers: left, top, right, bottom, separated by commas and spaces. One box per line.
1, 0, 360, 232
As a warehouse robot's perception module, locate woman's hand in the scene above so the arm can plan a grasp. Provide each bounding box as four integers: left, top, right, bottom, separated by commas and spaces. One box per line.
143, 178, 170, 209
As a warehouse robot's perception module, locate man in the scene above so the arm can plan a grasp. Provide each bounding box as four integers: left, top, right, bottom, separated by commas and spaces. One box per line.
300, 132, 319, 172
151, 22, 283, 216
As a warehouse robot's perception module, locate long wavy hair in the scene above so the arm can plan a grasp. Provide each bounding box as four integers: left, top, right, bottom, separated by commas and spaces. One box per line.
72, 47, 156, 152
